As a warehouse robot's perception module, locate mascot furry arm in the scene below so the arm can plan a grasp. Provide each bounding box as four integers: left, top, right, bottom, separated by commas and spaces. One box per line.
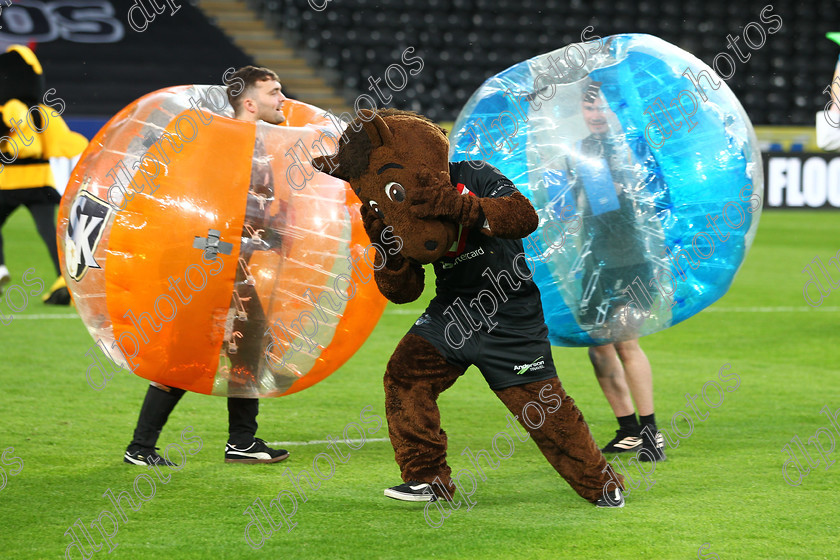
405, 168, 538, 239
311, 109, 537, 304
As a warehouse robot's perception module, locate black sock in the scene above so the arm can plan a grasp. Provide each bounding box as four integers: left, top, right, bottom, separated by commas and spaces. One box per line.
617, 413, 639, 430
639, 413, 657, 430
129, 384, 186, 449
228, 398, 259, 446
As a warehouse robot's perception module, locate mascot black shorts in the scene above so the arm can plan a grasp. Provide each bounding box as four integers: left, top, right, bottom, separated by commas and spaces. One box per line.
408, 302, 558, 390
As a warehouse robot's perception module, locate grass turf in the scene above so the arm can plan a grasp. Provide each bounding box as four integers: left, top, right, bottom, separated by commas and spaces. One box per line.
0, 208, 838, 559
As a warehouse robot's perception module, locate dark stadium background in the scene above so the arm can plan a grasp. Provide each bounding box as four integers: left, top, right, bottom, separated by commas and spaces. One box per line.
5, 0, 834, 137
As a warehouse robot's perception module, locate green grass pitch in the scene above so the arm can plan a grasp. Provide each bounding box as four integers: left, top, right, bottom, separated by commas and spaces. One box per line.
0, 208, 838, 559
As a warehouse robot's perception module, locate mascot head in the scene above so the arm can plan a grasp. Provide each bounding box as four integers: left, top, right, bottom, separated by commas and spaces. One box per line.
0, 45, 44, 106
311, 109, 458, 264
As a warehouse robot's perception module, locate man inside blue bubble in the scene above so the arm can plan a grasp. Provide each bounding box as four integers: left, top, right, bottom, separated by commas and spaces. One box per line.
568, 80, 666, 462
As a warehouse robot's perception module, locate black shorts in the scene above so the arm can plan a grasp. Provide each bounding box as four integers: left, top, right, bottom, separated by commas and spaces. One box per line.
0, 186, 61, 208
579, 261, 652, 326
408, 300, 558, 390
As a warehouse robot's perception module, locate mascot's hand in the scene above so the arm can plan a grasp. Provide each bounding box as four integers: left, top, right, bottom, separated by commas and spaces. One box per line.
359, 203, 421, 302
360, 204, 405, 271
409, 182, 482, 227
360, 203, 385, 240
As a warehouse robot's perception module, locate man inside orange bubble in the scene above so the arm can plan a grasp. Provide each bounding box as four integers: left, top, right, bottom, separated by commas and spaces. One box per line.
123, 66, 292, 467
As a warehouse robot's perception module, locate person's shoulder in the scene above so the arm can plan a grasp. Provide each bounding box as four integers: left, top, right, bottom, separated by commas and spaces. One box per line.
450, 160, 508, 181
450, 161, 516, 199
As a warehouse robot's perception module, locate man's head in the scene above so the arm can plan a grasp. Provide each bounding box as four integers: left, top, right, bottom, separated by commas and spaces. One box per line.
581, 80, 612, 135
226, 66, 286, 124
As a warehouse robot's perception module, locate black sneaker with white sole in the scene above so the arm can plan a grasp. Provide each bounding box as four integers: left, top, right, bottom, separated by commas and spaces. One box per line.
594, 487, 625, 508
0, 265, 9, 297
225, 438, 289, 464
384, 481, 437, 502
638, 426, 667, 462
600, 426, 643, 454
124, 445, 179, 467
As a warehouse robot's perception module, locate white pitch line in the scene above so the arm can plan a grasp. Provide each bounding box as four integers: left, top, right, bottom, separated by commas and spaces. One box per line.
14, 309, 423, 318
706, 306, 840, 312
266, 437, 390, 447
7, 314, 81, 320
387, 306, 839, 314
11, 307, 835, 321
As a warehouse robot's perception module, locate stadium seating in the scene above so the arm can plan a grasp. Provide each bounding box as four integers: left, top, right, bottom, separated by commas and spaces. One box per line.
35, 2, 252, 117
256, 0, 836, 125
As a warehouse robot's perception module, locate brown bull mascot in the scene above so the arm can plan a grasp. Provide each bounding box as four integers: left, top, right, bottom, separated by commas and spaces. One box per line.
312, 108, 625, 507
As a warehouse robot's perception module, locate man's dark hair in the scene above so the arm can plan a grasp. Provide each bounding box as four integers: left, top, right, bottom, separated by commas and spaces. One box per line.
582, 80, 602, 104
226, 66, 280, 113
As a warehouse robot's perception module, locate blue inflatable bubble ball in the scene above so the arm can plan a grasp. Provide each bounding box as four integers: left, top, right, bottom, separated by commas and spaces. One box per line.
450, 33, 762, 347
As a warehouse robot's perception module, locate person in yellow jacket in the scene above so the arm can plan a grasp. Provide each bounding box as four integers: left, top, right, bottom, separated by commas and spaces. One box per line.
0, 45, 87, 303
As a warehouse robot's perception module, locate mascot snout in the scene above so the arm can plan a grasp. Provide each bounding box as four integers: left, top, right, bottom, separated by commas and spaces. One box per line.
390, 217, 456, 264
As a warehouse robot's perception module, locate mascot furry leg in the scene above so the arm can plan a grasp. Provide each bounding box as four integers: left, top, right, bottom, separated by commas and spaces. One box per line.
493, 378, 616, 502
386, 334, 622, 503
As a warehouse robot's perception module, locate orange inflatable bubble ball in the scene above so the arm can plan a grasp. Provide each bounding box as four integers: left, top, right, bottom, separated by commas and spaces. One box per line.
58, 85, 386, 397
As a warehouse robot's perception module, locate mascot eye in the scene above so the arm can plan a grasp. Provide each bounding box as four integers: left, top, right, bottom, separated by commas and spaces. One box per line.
385, 182, 405, 203
369, 200, 384, 219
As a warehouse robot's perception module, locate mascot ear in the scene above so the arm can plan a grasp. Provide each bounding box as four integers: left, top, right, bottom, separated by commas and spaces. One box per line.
311, 110, 392, 182
359, 109, 393, 148
311, 154, 347, 181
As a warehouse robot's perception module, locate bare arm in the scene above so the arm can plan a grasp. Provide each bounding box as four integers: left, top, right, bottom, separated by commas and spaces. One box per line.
817, 57, 840, 150
829, 59, 840, 116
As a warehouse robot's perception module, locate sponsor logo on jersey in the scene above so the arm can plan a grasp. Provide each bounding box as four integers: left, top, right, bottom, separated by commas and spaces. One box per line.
513, 356, 545, 375
65, 190, 112, 281
441, 247, 485, 269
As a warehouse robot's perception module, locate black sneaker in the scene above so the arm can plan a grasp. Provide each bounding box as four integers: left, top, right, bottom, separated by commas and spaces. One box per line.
225, 438, 289, 464
638, 426, 667, 462
0, 265, 9, 297
124, 445, 179, 467
42, 276, 71, 305
600, 426, 643, 454
595, 487, 625, 508
384, 481, 437, 502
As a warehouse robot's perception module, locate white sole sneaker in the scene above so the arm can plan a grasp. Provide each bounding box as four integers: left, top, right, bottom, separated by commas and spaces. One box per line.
224, 440, 289, 464
0, 266, 10, 296
595, 487, 625, 508
384, 481, 437, 502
